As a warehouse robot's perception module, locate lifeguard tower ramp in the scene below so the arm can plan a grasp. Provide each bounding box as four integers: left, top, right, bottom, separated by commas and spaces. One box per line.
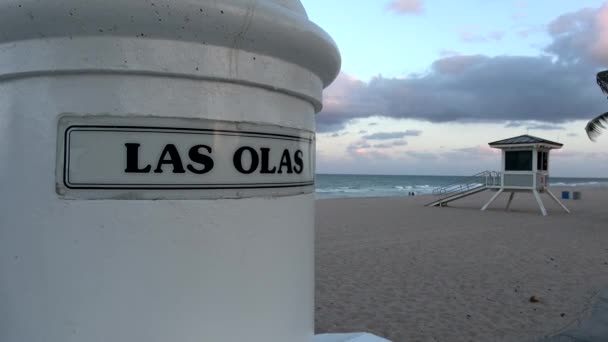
425, 171, 500, 207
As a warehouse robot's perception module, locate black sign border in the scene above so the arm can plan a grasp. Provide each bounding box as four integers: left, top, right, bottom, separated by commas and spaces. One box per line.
63, 125, 315, 190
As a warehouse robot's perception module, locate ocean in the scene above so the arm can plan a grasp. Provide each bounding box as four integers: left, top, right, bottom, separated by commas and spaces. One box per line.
315, 174, 608, 199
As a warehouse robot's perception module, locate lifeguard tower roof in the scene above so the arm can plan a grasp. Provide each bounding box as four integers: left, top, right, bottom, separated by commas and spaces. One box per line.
489, 135, 563, 149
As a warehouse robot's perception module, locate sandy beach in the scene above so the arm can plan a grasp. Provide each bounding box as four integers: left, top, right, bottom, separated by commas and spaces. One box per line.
315, 187, 608, 341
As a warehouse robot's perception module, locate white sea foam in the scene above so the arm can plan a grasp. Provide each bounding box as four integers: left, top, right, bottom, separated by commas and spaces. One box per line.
550, 181, 607, 187
315, 175, 608, 199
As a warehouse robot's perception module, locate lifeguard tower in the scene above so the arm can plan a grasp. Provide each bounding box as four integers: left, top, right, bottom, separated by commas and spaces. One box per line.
426, 135, 570, 216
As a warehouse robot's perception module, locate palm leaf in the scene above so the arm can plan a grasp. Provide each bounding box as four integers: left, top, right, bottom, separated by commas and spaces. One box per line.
597, 70, 608, 95
585, 112, 608, 141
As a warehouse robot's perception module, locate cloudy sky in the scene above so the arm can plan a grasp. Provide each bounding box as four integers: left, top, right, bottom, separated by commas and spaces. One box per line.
302, 0, 608, 177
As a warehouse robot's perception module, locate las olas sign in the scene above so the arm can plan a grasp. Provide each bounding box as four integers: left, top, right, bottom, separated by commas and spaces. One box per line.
56, 115, 315, 200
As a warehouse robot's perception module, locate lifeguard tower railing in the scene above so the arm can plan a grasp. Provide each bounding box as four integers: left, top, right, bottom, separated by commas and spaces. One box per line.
426, 171, 501, 207
432, 171, 501, 197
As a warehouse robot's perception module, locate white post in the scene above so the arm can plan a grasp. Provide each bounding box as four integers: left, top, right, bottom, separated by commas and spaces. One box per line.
546, 189, 571, 214
532, 147, 538, 190
501, 151, 506, 187
532, 147, 538, 172
533, 190, 548, 216
0, 1, 340, 341
481, 189, 504, 211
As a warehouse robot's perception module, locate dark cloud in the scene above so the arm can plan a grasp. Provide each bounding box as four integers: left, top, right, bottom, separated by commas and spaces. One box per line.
504, 122, 522, 128
505, 121, 566, 130
326, 131, 350, 137
316, 111, 361, 133
317, 3, 608, 133
345, 136, 410, 159
528, 124, 566, 130
363, 130, 422, 140
346, 140, 391, 160
545, 7, 605, 63
373, 140, 408, 149
349, 141, 371, 150
405, 146, 497, 161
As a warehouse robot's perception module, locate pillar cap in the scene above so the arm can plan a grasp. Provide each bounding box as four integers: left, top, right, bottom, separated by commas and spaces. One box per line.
0, 0, 341, 87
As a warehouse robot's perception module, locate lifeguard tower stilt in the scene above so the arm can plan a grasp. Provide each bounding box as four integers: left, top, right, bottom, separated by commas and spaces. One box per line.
427, 135, 570, 216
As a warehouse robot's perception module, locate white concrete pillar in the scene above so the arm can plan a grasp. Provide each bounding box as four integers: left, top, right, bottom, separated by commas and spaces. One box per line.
0, 1, 340, 342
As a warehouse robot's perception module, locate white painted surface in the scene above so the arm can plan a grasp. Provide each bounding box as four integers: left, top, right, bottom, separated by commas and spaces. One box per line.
0, 0, 340, 341
314, 333, 392, 342
56, 115, 315, 199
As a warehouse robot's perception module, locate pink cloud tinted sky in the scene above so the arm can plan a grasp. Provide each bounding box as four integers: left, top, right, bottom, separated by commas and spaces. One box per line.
386, 0, 423, 14
301, 0, 608, 176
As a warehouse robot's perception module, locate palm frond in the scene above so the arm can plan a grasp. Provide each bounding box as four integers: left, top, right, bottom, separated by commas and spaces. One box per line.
597, 70, 608, 95
585, 112, 608, 141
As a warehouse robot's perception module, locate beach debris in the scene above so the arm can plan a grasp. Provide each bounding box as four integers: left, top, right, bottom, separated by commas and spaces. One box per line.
466, 314, 471, 319
529, 296, 541, 303
560, 313, 566, 317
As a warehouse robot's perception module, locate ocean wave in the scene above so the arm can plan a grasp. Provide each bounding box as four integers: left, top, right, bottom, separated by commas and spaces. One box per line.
317, 181, 607, 197
315, 175, 608, 199
549, 181, 608, 187
316, 185, 436, 197
315, 187, 371, 193
393, 185, 435, 190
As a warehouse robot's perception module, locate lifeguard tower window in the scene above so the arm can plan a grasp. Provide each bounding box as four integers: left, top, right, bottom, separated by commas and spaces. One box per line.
505, 151, 533, 171
537, 151, 548, 171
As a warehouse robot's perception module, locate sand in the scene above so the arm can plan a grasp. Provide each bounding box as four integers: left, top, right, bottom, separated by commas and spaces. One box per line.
314, 187, 608, 342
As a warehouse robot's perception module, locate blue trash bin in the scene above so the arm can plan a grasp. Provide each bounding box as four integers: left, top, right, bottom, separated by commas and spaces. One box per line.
561, 191, 570, 199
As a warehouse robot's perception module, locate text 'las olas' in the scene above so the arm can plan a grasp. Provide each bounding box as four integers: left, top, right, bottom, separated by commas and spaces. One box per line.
124, 143, 305, 175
